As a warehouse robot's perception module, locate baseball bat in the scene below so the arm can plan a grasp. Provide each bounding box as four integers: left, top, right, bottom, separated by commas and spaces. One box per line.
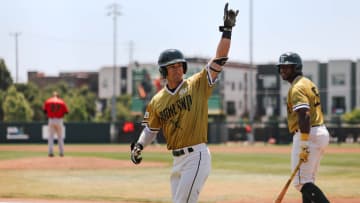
274, 159, 303, 203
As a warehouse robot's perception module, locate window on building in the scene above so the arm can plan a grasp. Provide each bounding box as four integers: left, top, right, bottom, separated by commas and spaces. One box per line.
332, 96, 346, 114
262, 75, 277, 88
121, 67, 127, 79
226, 101, 236, 115
231, 82, 235, 91
102, 79, 108, 89
331, 73, 345, 85
121, 67, 127, 94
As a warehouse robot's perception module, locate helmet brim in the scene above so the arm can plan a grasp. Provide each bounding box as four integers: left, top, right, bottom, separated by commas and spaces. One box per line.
276, 62, 297, 67
159, 58, 187, 68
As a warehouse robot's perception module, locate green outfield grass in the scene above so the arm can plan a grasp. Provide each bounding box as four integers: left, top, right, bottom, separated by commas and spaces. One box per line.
0, 143, 359, 203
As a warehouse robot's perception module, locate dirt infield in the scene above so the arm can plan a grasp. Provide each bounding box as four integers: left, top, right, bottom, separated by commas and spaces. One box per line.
1, 143, 359, 154
0, 199, 136, 203
0, 144, 359, 203
0, 156, 165, 170
1, 197, 360, 203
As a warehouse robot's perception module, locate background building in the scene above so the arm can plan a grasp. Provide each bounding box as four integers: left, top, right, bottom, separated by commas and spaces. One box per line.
28, 58, 360, 122
327, 60, 356, 115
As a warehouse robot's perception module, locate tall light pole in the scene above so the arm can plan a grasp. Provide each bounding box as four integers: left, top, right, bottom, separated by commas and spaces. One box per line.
248, 0, 255, 144
10, 32, 21, 83
107, 3, 121, 143
128, 40, 134, 94
107, 3, 121, 123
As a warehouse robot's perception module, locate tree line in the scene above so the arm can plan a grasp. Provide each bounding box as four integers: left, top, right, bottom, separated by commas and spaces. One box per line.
0, 58, 133, 122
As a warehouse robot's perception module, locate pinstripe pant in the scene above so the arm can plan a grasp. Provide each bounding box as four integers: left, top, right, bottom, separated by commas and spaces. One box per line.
170, 143, 211, 203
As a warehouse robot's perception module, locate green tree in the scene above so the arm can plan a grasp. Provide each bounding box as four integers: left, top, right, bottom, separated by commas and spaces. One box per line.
117, 94, 133, 121
15, 82, 46, 121
342, 108, 360, 124
65, 93, 89, 122
77, 85, 97, 121
100, 95, 133, 122
44, 81, 70, 100
3, 85, 33, 121
0, 90, 5, 121
0, 58, 13, 91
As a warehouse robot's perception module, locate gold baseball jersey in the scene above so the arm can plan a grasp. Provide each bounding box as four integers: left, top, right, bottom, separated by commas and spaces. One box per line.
287, 76, 324, 133
142, 68, 215, 150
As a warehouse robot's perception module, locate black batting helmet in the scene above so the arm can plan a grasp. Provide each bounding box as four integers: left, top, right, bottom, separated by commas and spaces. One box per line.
276, 52, 303, 74
158, 49, 187, 78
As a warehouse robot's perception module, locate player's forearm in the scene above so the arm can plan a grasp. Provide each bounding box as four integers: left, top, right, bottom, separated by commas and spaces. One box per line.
216, 37, 231, 58
208, 37, 230, 79
297, 110, 311, 134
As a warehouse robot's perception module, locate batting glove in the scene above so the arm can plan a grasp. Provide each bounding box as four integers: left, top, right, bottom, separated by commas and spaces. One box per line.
130, 142, 143, 164
299, 140, 310, 162
219, 3, 239, 32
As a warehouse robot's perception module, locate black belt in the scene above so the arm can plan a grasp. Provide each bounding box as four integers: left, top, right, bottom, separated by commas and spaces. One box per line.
172, 147, 194, 157
312, 124, 323, 128
293, 124, 324, 133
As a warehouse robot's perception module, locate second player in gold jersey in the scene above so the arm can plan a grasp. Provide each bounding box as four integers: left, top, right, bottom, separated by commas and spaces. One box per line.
278, 52, 330, 203
286, 76, 324, 134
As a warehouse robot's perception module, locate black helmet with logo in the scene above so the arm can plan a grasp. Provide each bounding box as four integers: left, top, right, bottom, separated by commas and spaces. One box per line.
158, 49, 187, 78
276, 52, 303, 74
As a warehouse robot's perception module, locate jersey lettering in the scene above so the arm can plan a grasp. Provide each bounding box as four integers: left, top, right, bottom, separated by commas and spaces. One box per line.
160, 103, 177, 122
160, 94, 192, 122
176, 95, 192, 111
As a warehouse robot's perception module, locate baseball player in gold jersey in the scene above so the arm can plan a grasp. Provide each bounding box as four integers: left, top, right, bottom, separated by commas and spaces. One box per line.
277, 52, 330, 203
130, 3, 238, 203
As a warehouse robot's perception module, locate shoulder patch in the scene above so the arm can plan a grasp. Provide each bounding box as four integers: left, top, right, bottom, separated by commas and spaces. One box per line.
179, 87, 188, 96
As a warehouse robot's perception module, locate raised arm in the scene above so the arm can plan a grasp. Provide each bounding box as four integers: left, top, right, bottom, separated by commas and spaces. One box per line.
209, 3, 239, 79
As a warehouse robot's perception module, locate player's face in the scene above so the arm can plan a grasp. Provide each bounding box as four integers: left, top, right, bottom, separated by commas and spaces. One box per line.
166, 63, 184, 87
279, 65, 295, 82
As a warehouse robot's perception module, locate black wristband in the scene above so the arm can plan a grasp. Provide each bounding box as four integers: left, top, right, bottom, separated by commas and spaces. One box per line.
222, 31, 232, 39
209, 65, 222, 73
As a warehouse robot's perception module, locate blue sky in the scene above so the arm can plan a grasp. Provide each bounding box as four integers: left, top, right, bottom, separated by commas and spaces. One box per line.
1, 0, 359, 82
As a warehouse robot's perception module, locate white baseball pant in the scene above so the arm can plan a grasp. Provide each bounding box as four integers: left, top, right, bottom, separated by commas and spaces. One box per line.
292, 125, 329, 191
170, 143, 211, 203
48, 118, 65, 156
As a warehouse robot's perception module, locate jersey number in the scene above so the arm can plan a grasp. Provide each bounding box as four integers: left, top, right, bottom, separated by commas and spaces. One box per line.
50, 104, 61, 113
311, 86, 321, 107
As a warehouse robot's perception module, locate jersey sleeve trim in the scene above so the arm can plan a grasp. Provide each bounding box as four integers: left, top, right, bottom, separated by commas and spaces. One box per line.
141, 121, 160, 132
293, 103, 310, 111
148, 127, 160, 132
206, 65, 218, 86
